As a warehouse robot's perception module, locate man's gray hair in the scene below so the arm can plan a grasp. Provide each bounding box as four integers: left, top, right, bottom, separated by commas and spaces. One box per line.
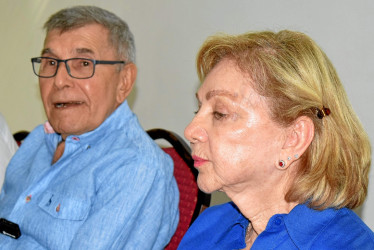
44, 5, 136, 63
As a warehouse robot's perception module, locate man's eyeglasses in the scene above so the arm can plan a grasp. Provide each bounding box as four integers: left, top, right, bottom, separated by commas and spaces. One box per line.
31, 57, 126, 79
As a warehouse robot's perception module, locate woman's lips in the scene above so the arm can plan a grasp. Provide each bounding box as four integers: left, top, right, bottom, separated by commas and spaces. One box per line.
192, 155, 208, 168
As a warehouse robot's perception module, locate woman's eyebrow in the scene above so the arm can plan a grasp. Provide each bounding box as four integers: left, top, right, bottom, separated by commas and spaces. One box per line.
206, 89, 237, 101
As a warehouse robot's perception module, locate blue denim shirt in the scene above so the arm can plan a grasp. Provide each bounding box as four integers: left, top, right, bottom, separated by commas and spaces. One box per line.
178, 202, 374, 249
0, 101, 179, 249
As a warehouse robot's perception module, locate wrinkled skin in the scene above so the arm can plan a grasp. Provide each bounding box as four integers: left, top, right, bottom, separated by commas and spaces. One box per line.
40, 24, 132, 139
184, 59, 287, 197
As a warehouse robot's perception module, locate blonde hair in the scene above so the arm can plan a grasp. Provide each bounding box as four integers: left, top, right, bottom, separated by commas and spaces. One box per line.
197, 30, 371, 209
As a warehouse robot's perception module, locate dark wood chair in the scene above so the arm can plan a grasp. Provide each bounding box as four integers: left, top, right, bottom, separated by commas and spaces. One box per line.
13, 130, 29, 146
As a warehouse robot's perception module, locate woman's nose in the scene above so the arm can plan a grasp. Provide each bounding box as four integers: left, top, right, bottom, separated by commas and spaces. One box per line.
184, 117, 208, 144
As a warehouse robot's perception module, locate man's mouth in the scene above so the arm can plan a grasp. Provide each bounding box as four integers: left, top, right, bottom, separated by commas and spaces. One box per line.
54, 101, 83, 108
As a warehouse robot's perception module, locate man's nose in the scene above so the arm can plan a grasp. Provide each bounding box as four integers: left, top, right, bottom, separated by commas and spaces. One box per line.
53, 62, 73, 89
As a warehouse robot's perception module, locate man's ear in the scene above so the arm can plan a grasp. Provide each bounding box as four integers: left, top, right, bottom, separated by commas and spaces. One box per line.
279, 116, 314, 168
116, 63, 137, 103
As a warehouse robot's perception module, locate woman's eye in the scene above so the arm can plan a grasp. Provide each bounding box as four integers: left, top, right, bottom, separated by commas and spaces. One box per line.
213, 111, 227, 120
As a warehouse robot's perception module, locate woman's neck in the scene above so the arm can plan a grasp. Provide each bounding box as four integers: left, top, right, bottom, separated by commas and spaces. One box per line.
224, 175, 299, 242
236, 194, 298, 249
244, 200, 298, 234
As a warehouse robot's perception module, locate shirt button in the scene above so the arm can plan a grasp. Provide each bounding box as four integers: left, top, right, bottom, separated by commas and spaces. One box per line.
56, 204, 61, 212
274, 217, 282, 225
25, 195, 32, 203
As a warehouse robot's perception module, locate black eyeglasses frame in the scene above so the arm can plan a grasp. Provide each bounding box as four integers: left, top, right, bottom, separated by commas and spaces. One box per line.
31, 57, 126, 79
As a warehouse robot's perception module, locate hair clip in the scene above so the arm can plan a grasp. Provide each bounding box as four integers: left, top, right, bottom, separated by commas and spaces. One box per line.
317, 106, 331, 119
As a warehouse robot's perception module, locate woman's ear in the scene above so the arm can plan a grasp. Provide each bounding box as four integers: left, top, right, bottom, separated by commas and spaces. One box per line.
278, 116, 314, 169
116, 63, 137, 104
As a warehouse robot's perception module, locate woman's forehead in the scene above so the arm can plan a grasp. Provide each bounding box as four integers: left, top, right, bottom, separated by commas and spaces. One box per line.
198, 60, 255, 100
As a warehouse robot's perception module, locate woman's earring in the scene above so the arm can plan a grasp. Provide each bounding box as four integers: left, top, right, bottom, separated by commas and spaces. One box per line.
294, 154, 299, 159
287, 156, 291, 161
279, 160, 286, 168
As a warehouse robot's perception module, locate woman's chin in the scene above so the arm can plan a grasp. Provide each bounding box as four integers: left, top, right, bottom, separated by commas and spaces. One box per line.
197, 179, 220, 194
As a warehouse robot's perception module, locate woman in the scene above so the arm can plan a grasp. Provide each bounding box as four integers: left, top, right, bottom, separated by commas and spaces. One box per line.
178, 30, 373, 249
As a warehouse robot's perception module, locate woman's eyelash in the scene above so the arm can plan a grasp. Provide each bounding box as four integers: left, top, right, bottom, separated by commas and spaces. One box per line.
194, 104, 201, 114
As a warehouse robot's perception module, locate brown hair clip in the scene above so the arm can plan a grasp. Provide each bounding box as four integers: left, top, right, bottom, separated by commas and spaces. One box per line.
317, 106, 331, 119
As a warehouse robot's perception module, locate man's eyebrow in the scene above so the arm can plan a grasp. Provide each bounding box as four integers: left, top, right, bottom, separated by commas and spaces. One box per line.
205, 89, 237, 101
40, 48, 94, 56
41, 48, 51, 55
75, 48, 94, 55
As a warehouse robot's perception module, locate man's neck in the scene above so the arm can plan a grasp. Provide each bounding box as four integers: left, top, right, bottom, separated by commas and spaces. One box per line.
52, 139, 65, 164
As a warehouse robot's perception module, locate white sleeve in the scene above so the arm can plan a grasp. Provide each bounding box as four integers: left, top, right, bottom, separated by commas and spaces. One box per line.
0, 113, 18, 190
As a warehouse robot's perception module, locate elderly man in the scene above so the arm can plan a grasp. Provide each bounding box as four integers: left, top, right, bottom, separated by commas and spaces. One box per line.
0, 6, 179, 249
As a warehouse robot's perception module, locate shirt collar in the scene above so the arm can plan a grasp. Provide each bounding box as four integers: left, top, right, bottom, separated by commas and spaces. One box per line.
283, 203, 341, 247
219, 202, 249, 249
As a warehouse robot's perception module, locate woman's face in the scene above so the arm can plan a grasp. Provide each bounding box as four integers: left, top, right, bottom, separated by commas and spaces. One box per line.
184, 59, 287, 195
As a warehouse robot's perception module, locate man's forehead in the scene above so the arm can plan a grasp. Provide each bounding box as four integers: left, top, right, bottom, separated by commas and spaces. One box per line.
44, 24, 109, 43
41, 25, 112, 57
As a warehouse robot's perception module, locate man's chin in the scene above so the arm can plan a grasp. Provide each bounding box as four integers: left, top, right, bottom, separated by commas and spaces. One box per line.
49, 123, 85, 138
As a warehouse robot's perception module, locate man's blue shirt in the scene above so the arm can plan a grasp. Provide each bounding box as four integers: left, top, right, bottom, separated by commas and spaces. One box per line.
178, 202, 374, 249
0, 101, 179, 249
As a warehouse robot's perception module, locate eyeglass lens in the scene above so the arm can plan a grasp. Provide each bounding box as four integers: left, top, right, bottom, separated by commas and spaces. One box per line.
33, 58, 95, 79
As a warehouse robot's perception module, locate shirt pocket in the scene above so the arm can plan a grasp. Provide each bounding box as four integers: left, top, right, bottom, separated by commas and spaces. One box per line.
38, 191, 90, 221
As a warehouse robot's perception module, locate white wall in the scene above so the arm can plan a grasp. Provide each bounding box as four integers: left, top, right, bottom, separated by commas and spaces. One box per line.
0, 0, 373, 230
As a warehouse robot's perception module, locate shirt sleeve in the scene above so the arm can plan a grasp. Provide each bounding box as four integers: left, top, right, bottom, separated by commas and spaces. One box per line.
0, 113, 18, 190
69, 157, 178, 250
0, 113, 18, 154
